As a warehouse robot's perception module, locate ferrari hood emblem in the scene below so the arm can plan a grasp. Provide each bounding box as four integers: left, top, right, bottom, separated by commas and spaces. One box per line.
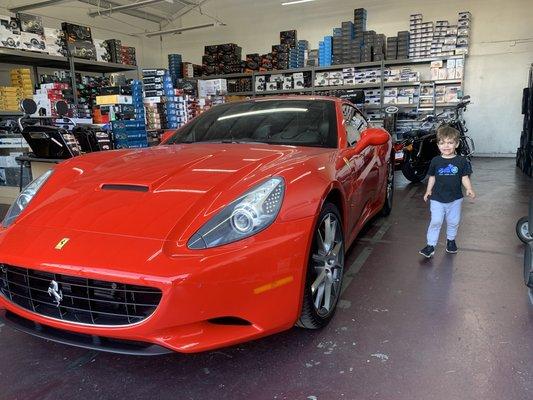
55, 238, 70, 250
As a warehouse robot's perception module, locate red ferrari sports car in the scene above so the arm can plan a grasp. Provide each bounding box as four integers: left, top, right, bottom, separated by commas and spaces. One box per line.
0, 96, 393, 355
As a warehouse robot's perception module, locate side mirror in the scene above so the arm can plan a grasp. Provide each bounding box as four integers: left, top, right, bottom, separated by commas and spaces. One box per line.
353, 128, 390, 153
161, 130, 174, 143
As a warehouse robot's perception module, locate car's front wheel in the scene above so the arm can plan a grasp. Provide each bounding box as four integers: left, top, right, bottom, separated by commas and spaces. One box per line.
297, 203, 344, 329
516, 216, 532, 244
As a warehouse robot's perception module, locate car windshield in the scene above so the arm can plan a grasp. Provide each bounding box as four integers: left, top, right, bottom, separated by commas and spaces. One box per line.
167, 99, 338, 148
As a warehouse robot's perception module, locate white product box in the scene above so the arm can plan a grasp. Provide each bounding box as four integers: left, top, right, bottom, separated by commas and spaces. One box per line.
270, 74, 284, 83
436, 95, 446, 103
266, 82, 278, 91
315, 72, 329, 81
431, 61, 443, 68
43, 27, 65, 57
455, 67, 464, 79
383, 96, 397, 104
446, 59, 456, 68
0, 26, 21, 49
364, 89, 381, 96
438, 68, 448, 80
20, 32, 47, 52
31, 94, 51, 116
430, 67, 440, 81
435, 86, 446, 95
446, 68, 456, 79
329, 71, 343, 79
365, 98, 381, 105
328, 78, 343, 86
397, 96, 412, 104
198, 78, 228, 97
343, 77, 356, 85
93, 39, 110, 62
384, 88, 398, 97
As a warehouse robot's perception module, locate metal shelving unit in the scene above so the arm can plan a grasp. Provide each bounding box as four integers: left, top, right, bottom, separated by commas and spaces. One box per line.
198, 55, 466, 113
0, 47, 139, 106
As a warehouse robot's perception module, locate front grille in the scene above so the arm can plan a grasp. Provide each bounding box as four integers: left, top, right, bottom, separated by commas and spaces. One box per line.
0, 264, 162, 326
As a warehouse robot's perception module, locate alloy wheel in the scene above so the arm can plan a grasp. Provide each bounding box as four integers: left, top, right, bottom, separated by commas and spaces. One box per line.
310, 213, 344, 317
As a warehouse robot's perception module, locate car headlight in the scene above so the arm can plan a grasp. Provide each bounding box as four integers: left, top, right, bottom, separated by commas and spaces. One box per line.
188, 177, 285, 249
2, 169, 53, 228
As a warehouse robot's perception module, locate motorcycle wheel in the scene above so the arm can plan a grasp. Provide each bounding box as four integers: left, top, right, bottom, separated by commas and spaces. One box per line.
401, 153, 428, 183
516, 216, 532, 244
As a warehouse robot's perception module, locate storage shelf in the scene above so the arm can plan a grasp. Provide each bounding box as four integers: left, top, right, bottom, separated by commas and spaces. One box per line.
0, 48, 69, 69
0, 111, 23, 116
200, 72, 253, 80
228, 91, 254, 96
255, 87, 314, 95
315, 84, 379, 90
72, 58, 138, 73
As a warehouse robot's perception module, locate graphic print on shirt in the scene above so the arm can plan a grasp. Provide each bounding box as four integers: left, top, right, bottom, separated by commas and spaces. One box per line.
437, 164, 459, 176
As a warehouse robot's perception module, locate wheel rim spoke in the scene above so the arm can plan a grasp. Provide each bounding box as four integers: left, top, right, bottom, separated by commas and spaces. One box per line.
323, 277, 332, 311
311, 269, 326, 294
314, 283, 325, 310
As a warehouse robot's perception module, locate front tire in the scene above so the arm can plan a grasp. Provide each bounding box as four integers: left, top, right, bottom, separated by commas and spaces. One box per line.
401, 152, 427, 182
297, 203, 344, 329
516, 216, 532, 243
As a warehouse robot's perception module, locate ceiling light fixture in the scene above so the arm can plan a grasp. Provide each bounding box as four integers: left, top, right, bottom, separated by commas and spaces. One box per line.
281, 0, 316, 5
145, 22, 224, 37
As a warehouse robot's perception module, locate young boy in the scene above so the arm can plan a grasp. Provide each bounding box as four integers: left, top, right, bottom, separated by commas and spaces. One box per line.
419, 125, 475, 258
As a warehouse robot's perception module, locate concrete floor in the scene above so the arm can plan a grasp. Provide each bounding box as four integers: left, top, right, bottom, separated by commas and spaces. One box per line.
0, 158, 532, 400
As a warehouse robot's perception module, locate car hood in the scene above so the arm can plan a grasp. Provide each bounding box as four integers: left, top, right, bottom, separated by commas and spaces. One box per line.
16, 143, 332, 241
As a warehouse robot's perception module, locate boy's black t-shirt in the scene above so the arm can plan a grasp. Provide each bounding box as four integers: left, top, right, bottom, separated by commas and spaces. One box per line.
428, 155, 472, 203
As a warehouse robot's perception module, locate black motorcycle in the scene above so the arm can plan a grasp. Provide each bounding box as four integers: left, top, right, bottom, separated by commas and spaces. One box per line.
400, 96, 475, 182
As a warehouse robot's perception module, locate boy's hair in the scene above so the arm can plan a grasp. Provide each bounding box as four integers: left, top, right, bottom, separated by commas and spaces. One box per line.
436, 125, 460, 144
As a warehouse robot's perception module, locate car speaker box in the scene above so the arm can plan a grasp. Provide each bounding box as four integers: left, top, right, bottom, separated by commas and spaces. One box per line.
17, 13, 44, 35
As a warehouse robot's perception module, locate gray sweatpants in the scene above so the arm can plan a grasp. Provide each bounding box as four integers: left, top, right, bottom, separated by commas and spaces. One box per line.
426, 198, 463, 246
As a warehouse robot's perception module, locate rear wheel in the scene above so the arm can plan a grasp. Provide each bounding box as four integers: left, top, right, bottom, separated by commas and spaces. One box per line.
516, 216, 532, 243
297, 203, 344, 329
401, 152, 427, 182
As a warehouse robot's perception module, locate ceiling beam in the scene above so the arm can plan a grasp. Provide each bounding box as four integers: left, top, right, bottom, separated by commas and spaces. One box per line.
161, 0, 209, 28
146, 22, 216, 37
79, 0, 165, 24
87, 0, 172, 18
8, 0, 73, 13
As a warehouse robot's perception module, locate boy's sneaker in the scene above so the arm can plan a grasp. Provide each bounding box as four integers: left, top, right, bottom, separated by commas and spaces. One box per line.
446, 239, 458, 254
419, 245, 435, 258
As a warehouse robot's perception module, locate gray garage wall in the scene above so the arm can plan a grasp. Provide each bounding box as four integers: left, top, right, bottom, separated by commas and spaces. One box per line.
160, 0, 533, 156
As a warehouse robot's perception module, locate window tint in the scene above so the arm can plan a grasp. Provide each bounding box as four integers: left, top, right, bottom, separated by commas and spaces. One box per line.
168, 100, 338, 148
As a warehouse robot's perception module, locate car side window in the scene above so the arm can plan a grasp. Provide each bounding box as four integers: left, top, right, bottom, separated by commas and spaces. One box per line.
342, 104, 368, 147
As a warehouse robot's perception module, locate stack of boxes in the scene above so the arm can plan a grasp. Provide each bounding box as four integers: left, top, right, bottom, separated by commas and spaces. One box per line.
143, 68, 169, 130
332, 29, 342, 65
456, 12, 471, 55
408, 14, 434, 59
306, 49, 319, 67
430, 59, 464, 81
18, 13, 48, 53
318, 36, 332, 66
255, 72, 307, 93
296, 40, 309, 68
354, 8, 367, 35
397, 31, 410, 59
0, 86, 23, 111
315, 70, 344, 88
33, 82, 70, 117
111, 119, 147, 149
280, 30, 297, 70
202, 43, 242, 76
168, 54, 183, 86
121, 46, 136, 66
244, 54, 261, 72
272, 44, 290, 71
361, 31, 376, 62
11, 67, 33, 98
93, 39, 111, 62
386, 31, 409, 60
61, 22, 96, 60
105, 39, 122, 63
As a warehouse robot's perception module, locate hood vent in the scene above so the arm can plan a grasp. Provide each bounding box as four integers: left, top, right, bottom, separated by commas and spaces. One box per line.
101, 184, 149, 192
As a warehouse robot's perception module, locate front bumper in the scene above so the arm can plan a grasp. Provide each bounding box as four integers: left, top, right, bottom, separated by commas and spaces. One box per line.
0, 216, 315, 353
